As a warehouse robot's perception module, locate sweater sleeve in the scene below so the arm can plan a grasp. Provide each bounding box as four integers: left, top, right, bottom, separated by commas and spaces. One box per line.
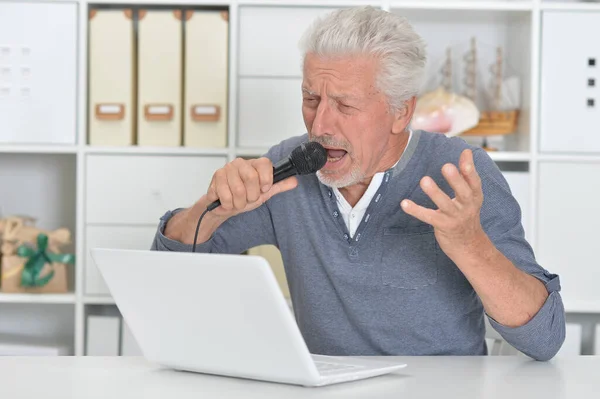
474, 148, 566, 361
151, 204, 277, 254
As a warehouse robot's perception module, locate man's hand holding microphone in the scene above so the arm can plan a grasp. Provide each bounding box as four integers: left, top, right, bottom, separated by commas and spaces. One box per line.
164, 142, 327, 248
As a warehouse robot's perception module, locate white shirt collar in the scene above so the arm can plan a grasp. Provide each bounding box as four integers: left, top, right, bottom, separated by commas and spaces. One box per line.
332, 129, 412, 235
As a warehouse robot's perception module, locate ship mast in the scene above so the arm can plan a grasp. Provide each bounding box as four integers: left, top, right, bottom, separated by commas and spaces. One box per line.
490, 46, 503, 110
463, 37, 477, 103
441, 47, 453, 92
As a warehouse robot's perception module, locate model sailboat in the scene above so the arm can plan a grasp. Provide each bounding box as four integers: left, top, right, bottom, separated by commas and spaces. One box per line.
412, 37, 520, 148
462, 39, 520, 139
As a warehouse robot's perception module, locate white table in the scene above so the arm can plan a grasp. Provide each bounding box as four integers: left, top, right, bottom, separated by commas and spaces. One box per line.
2, 356, 598, 398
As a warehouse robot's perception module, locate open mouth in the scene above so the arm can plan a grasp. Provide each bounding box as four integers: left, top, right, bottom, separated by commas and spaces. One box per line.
325, 148, 348, 163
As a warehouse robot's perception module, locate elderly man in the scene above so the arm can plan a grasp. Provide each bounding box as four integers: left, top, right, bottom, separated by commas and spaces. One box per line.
152, 6, 565, 360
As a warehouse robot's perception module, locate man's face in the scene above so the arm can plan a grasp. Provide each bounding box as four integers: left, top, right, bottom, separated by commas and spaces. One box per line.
302, 53, 402, 188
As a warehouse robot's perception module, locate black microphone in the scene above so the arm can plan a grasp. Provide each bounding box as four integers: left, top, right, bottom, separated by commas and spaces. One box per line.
206, 141, 327, 212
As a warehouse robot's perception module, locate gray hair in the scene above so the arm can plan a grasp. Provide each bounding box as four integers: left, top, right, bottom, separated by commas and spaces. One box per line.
299, 6, 427, 112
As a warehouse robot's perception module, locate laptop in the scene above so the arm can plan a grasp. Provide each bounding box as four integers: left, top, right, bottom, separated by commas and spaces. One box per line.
90, 248, 407, 387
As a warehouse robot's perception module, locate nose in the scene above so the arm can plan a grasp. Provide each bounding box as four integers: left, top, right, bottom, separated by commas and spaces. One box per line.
311, 99, 334, 138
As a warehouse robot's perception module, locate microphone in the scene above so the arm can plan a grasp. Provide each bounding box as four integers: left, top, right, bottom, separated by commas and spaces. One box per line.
206, 141, 327, 212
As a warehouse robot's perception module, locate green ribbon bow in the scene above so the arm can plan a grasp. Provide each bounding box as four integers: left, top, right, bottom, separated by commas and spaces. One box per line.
16, 233, 75, 287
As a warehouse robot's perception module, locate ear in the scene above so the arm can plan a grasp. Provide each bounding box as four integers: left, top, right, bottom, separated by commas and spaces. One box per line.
391, 96, 417, 135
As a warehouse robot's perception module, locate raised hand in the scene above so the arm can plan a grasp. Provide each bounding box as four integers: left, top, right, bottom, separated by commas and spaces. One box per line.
400, 149, 485, 258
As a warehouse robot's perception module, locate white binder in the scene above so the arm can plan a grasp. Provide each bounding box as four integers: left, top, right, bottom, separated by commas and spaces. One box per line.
183, 10, 229, 148
137, 9, 182, 147
86, 315, 121, 356
88, 9, 135, 146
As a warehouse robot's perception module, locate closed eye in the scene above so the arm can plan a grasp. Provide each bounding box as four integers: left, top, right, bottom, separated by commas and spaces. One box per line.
338, 102, 357, 113
303, 98, 319, 106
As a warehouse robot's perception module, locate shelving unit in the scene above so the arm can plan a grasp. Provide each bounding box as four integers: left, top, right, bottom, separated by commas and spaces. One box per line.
1, 0, 599, 356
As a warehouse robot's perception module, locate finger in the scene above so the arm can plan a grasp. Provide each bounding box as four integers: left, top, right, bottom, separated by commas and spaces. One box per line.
238, 161, 261, 203
226, 163, 248, 211
214, 170, 234, 211
441, 163, 472, 204
250, 158, 274, 193
420, 176, 456, 215
401, 199, 442, 227
261, 176, 298, 202
206, 177, 219, 203
459, 149, 482, 193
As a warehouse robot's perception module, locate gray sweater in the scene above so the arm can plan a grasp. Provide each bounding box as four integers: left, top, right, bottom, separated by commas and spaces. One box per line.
152, 129, 566, 361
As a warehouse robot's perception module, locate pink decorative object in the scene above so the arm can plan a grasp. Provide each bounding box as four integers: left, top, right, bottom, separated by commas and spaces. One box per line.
411, 87, 480, 137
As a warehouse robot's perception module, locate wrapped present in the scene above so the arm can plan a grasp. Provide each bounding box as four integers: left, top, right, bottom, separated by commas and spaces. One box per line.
0, 230, 74, 294
1, 216, 69, 256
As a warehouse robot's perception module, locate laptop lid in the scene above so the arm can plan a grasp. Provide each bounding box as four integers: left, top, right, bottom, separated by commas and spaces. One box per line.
90, 248, 319, 385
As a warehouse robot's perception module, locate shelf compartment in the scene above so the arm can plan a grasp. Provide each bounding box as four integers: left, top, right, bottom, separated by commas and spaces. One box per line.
0, 302, 75, 355
390, 7, 533, 153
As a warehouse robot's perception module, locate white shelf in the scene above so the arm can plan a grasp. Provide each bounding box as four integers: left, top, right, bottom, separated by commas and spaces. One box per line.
87, 0, 232, 5
538, 154, 600, 163
0, 145, 78, 154
83, 296, 115, 305
238, 0, 379, 5
0, 293, 76, 304
85, 146, 229, 157
487, 151, 531, 162
390, 1, 533, 11
541, 2, 600, 11
8, 0, 76, 3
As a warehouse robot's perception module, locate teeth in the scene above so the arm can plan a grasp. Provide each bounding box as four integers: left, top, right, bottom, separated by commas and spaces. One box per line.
327, 156, 343, 162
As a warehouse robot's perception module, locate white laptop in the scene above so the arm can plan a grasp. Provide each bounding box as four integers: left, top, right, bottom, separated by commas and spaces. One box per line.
90, 248, 407, 387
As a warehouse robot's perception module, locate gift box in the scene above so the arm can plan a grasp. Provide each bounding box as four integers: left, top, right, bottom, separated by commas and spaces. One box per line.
1, 257, 68, 293
0, 216, 69, 255
0, 216, 74, 294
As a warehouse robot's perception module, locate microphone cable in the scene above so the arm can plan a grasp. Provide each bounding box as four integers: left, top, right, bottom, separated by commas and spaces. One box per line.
192, 208, 209, 253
